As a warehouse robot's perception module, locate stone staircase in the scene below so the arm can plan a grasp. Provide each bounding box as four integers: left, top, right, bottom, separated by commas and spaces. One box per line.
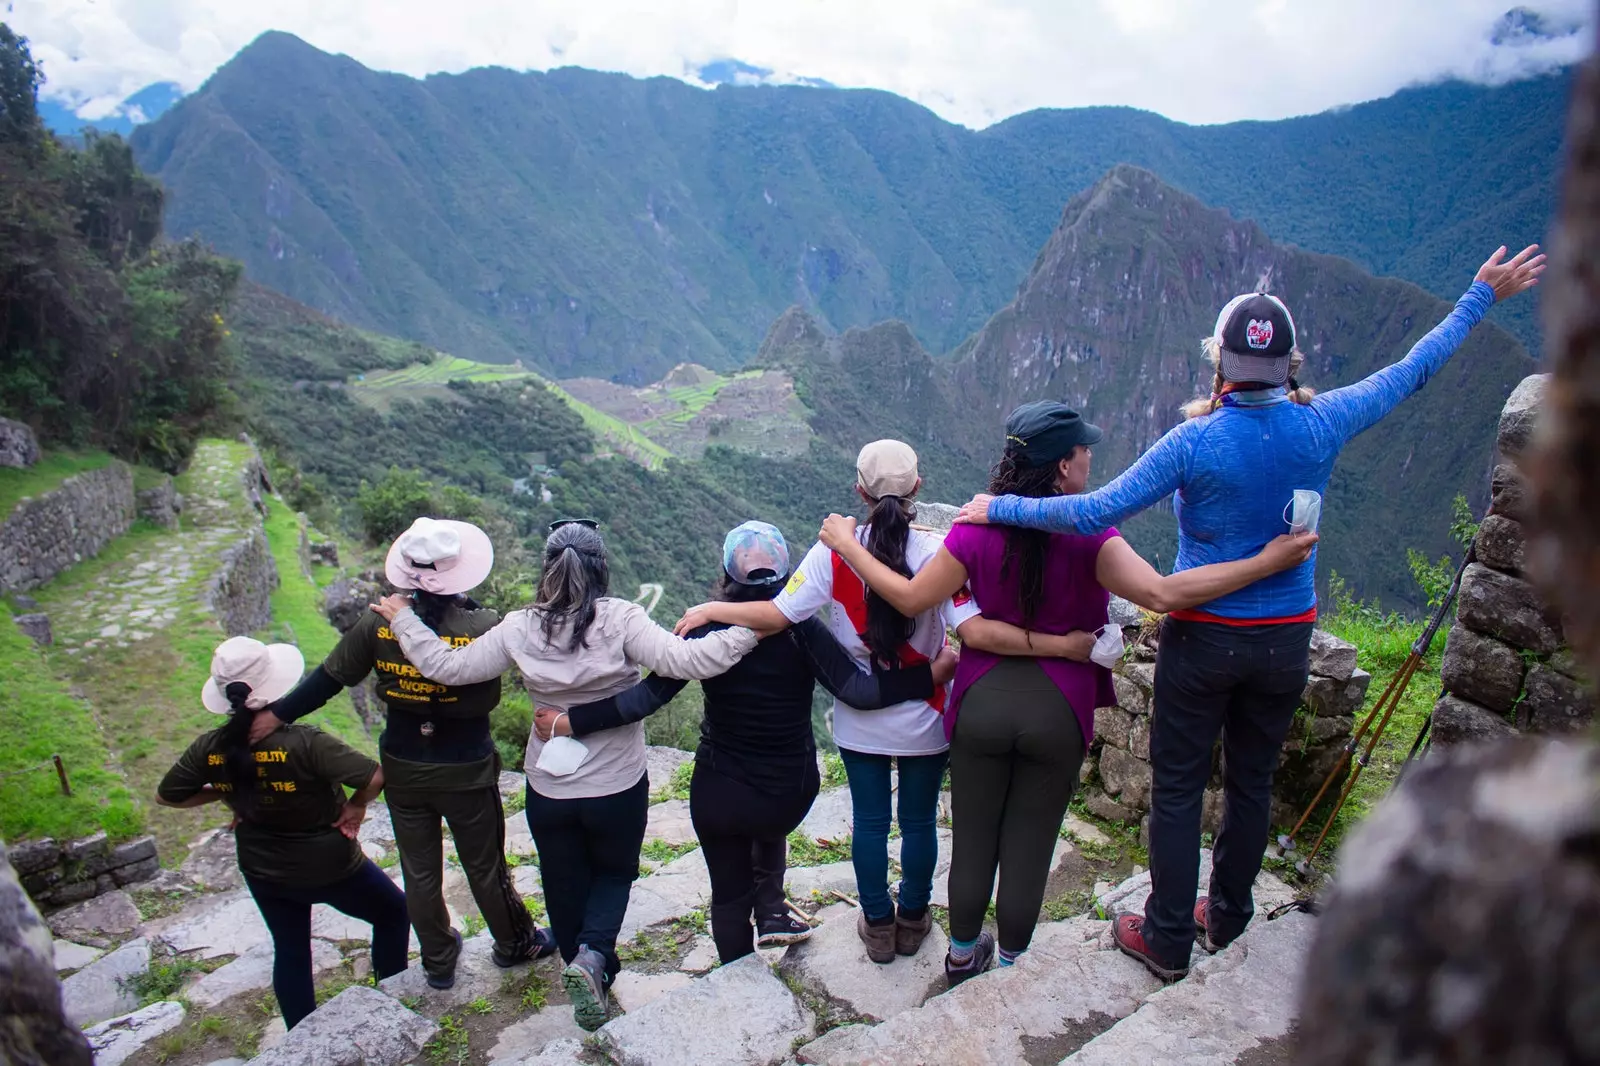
45, 754, 1318, 1066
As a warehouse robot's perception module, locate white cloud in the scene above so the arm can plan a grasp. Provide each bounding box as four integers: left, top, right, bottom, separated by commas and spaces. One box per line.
10, 0, 1595, 129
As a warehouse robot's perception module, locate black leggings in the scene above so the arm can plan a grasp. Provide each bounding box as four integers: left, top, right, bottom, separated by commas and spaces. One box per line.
947, 658, 1085, 954
245, 860, 409, 1029
689, 757, 819, 963
524, 774, 650, 987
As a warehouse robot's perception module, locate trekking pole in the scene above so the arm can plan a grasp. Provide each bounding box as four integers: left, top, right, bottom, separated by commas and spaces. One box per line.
1276, 549, 1470, 874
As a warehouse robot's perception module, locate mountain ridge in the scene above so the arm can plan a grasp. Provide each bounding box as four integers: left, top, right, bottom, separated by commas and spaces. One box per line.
133, 31, 1567, 381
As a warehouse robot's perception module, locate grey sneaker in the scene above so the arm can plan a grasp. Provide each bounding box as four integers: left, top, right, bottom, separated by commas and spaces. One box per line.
562, 946, 609, 1031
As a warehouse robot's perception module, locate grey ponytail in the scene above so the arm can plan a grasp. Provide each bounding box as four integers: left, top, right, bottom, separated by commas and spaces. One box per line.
536, 523, 610, 651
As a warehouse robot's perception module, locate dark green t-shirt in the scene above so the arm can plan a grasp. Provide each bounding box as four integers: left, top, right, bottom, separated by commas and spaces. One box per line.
321, 608, 502, 763
158, 724, 377, 887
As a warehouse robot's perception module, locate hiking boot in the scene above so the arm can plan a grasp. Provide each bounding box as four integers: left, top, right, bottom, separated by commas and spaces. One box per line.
1194, 897, 1222, 954
756, 913, 813, 948
894, 906, 933, 957
857, 912, 897, 964
425, 929, 464, 990
562, 946, 609, 1032
493, 926, 559, 968
944, 931, 995, 988
1112, 914, 1189, 982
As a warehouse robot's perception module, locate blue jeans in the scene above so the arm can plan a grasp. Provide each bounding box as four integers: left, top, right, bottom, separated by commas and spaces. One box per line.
838, 746, 949, 921
245, 860, 410, 1029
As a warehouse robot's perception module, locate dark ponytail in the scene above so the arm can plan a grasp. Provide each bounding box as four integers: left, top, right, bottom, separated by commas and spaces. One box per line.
988, 451, 1063, 624
221, 681, 257, 808
413, 590, 462, 632
862, 494, 917, 669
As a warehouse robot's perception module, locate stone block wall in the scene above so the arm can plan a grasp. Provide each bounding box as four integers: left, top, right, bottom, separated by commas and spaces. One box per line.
6, 833, 158, 911
0, 464, 136, 594
206, 527, 279, 638
134, 475, 182, 530
1433, 375, 1596, 745
1081, 625, 1369, 837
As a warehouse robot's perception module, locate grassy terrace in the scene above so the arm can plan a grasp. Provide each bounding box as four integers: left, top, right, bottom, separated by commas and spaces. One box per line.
0, 603, 141, 841
0, 450, 116, 518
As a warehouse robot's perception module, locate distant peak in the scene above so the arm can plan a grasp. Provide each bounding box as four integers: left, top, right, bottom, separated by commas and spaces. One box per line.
1491, 6, 1585, 46
753, 306, 833, 366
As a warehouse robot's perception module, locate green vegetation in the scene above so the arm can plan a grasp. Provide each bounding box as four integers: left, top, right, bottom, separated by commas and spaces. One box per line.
500, 969, 548, 1012
124, 953, 217, 1005
0, 602, 140, 841
649, 760, 696, 804
640, 839, 699, 864
151, 1013, 264, 1063
0, 451, 114, 518
423, 1011, 471, 1065
0, 26, 240, 468
258, 504, 374, 752
786, 831, 852, 868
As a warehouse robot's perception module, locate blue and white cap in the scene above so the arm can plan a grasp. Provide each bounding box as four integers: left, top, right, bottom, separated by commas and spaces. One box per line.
722, 521, 790, 586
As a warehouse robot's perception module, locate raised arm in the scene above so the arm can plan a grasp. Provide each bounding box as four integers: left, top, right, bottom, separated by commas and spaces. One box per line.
962, 424, 1194, 534
378, 599, 517, 685
1095, 533, 1317, 614
792, 616, 944, 709
818, 517, 969, 617
1313, 247, 1542, 443
956, 617, 1096, 661
621, 602, 759, 680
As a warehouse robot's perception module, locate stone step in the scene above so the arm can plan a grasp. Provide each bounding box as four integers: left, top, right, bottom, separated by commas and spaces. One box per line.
797, 917, 1160, 1064
1060, 908, 1315, 1065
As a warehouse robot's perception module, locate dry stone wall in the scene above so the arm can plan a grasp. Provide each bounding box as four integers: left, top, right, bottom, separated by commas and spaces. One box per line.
1434, 375, 1596, 746
0, 464, 135, 594
6, 834, 159, 911
1080, 624, 1367, 836
0, 839, 94, 1066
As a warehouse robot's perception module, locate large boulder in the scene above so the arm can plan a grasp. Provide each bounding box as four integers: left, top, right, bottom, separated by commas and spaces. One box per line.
251, 985, 436, 1066
0, 839, 93, 1066
1518, 664, 1596, 735
82, 1001, 185, 1066
322, 573, 386, 634
1307, 629, 1358, 681
1298, 738, 1600, 1066
1457, 564, 1562, 655
0, 417, 40, 469
779, 903, 948, 1024
1430, 694, 1515, 748
59, 937, 148, 1026
1495, 373, 1549, 459
596, 953, 814, 1066
1439, 624, 1526, 714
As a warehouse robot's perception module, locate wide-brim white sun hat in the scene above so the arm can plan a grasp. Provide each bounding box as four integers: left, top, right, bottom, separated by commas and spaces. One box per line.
384, 517, 495, 595
201, 636, 306, 715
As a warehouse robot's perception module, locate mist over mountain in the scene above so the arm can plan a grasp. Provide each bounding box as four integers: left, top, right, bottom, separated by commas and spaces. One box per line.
131, 31, 1567, 382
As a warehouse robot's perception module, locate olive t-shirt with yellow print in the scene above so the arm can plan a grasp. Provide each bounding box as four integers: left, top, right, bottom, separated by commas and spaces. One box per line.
158, 725, 377, 887
321, 608, 502, 763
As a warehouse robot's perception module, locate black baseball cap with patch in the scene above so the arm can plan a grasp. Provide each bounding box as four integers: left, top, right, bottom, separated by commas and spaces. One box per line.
1214, 292, 1297, 386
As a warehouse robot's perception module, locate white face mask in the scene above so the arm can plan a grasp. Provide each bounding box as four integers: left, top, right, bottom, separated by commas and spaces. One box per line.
1090, 625, 1125, 669
1284, 489, 1322, 535
535, 735, 590, 777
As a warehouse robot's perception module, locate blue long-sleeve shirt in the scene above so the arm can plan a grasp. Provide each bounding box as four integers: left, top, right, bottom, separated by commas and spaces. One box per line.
987, 281, 1497, 620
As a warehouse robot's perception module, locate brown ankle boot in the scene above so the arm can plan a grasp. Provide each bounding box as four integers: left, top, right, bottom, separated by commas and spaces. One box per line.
857, 912, 896, 964
894, 907, 932, 957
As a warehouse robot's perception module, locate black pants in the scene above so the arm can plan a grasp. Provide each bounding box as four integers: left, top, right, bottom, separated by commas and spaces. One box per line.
245, 860, 409, 1029
1143, 618, 1313, 967
524, 774, 649, 987
947, 658, 1085, 953
689, 756, 820, 963
386, 764, 536, 978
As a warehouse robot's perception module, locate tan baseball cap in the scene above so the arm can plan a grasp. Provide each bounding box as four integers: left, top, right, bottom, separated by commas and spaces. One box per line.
856, 440, 920, 500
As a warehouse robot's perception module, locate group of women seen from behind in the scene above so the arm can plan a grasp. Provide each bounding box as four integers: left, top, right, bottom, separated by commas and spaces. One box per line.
157, 243, 1540, 1035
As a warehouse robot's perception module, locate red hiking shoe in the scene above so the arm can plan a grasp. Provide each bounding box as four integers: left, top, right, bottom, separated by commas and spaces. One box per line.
1112, 914, 1190, 982
1194, 897, 1222, 954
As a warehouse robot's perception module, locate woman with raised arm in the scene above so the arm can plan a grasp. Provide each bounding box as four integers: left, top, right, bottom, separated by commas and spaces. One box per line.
371, 519, 761, 1032
954, 246, 1545, 982
671, 442, 1085, 967
535, 521, 962, 964
257, 517, 550, 992
156, 637, 408, 1031
820, 402, 1315, 984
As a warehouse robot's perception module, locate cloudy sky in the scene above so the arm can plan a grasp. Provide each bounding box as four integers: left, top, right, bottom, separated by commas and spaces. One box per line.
11, 0, 1595, 129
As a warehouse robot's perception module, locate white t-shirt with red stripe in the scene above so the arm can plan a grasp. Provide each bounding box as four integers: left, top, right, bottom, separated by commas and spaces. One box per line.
774, 527, 979, 756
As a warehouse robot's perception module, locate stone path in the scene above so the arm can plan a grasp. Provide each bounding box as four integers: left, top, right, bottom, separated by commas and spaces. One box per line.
49, 757, 1319, 1066
44, 440, 257, 654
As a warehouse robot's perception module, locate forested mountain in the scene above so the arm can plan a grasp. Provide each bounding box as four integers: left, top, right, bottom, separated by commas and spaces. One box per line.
131, 31, 1567, 382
